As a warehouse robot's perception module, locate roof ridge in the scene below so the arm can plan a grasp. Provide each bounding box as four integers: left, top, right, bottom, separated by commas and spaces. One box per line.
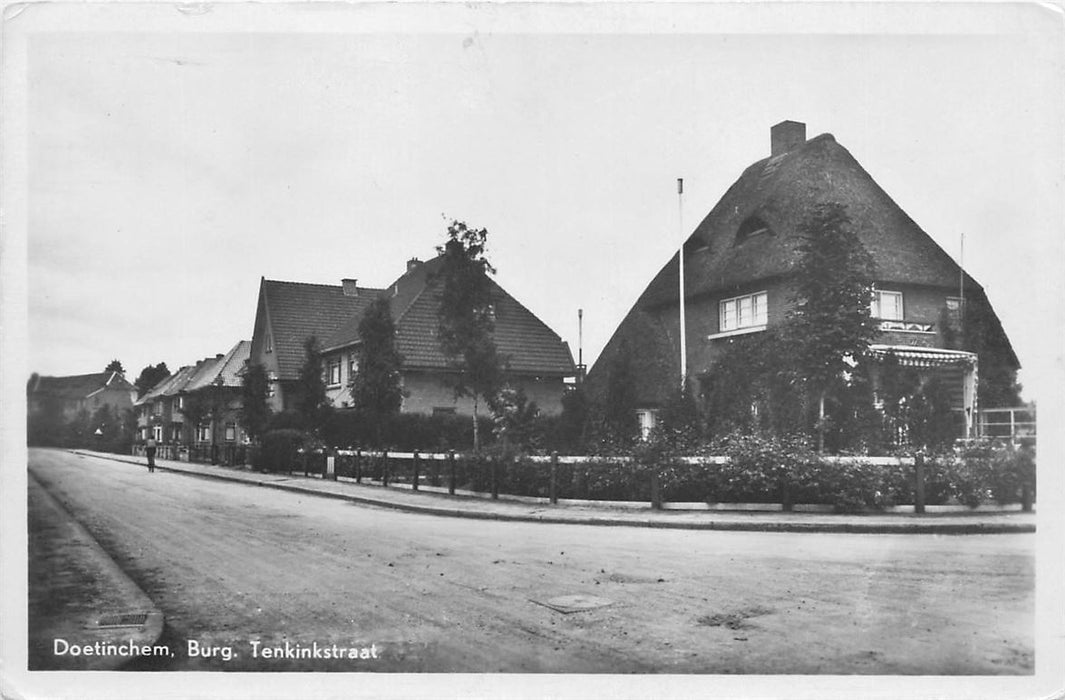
265, 278, 386, 292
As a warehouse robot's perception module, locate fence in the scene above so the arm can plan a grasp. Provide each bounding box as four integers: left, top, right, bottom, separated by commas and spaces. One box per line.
128, 444, 1032, 513
979, 407, 1036, 445
132, 443, 248, 467
317, 450, 944, 513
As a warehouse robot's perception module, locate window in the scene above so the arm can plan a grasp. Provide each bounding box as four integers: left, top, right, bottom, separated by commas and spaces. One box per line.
327, 358, 341, 386
265, 333, 273, 353
152, 426, 163, 442
225, 423, 237, 442
871, 290, 904, 320
174, 396, 183, 411
197, 424, 211, 442
720, 291, 768, 332
171, 423, 182, 442
635, 409, 658, 441
348, 354, 358, 380
736, 215, 771, 244
153, 402, 163, 416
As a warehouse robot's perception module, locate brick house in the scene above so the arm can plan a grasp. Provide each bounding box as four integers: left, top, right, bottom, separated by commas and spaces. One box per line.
249, 255, 575, 417
27, 370, 135, 422
135, 340, 251, 449
586, 121, 1019, 439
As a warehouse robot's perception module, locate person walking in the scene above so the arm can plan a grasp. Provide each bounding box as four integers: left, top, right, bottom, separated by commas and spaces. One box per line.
146, 436, 157, 473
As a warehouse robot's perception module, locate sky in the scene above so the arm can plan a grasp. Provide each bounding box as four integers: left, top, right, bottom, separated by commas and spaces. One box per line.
15, 2, 1065, 403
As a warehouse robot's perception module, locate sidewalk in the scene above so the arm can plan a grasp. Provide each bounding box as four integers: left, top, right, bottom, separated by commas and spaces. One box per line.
75, 450, 1036, 535
28, 472, 165, 670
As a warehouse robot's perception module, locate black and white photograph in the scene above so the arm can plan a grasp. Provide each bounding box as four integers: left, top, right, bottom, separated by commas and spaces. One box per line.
2, 2, 1063, 699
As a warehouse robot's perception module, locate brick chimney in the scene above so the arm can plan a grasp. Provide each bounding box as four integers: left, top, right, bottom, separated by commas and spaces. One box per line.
406, 257, 422, 273
341, 278, 358, 296
771, 120, 806, 156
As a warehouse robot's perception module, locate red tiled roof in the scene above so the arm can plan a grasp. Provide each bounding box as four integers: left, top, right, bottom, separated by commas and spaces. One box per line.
323, 255, 574, 377
263, 280, 383, 381
186, 341, 251, 391
29, 372, 134, 400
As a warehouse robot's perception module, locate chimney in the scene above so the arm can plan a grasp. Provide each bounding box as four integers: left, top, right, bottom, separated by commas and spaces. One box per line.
771, 120, 806, 156
341, 278, 358, 296
406, 257, 422, 273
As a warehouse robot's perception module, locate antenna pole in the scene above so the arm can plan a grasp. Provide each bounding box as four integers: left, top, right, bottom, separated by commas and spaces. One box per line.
678, 178, 687, 388
577, 308, 584, 382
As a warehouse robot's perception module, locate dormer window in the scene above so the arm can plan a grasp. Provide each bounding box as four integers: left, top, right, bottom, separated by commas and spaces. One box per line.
736, 215, 771, 244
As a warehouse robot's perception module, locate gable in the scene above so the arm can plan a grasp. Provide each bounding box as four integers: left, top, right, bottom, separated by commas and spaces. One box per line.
260, 279, 383, 381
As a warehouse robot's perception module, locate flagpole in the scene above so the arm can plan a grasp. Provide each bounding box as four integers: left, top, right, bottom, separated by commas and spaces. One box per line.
678, 178, 687, 388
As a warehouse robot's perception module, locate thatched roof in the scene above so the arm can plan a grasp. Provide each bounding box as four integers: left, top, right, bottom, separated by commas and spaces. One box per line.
641, 133, 980, 308
587, 127, 1019, 407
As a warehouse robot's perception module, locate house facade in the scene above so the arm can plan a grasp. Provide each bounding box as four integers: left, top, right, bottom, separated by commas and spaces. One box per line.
249, 255, 576, 418
27, 371, 136, 422
587, 121, 1019, 439
135, 340, 251, 451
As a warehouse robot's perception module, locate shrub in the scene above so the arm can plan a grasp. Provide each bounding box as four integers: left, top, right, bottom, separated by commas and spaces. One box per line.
254, 429, 306, 472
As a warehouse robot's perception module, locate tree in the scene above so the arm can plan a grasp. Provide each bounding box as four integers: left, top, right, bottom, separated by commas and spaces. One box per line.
436, 220, 504, 450
490, 384, 540, 449
296, 336, 332, 438
134, 363, 171, 398
350, 297, 404, 446
784, 202, 879, 452
104, 359, 125, 374
557, 384, 590, 453
240, 363, 272, 442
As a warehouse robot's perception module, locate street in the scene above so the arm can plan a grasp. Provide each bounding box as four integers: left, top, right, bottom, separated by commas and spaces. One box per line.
28, 448, 1034, 673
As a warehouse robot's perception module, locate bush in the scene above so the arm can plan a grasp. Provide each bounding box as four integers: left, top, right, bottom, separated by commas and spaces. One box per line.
321, 411, 494, 452
254, 429, 306, 472
925, 440, 1036, 507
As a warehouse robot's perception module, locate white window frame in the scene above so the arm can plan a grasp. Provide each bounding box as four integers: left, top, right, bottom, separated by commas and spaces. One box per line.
348, 354, 358, 381
225, 423, 237, 442
197, 424, 211, 443
872, 290, 904, 321
327, 358, 342, 386
719, 291, 768, 332
635, 408, 659, 441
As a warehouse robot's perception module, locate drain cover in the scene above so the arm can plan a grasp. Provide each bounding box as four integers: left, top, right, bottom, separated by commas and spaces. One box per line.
97, 612, 149, 628
531, 595, 615, 614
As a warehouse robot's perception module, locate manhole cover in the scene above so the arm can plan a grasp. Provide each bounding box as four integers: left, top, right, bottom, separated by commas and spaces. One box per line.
531, 595, 615, 614
97, 612, 149, 628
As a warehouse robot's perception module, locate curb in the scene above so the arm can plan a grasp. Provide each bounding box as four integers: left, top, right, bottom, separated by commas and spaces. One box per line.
28, 471, 166, 671
75, 451, 1036, 535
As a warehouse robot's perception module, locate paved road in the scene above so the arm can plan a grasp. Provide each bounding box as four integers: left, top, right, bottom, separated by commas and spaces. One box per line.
29, 448, 1034, 673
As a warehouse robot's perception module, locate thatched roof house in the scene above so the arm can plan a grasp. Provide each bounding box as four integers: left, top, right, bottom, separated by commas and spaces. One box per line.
586, 120, 1019, 437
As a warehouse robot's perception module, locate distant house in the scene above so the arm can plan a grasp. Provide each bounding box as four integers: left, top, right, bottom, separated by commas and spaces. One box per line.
249, 255, 575, 417
586, 120, 1019, 439
27, 371, 135, 422
135, 341, 251, 448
